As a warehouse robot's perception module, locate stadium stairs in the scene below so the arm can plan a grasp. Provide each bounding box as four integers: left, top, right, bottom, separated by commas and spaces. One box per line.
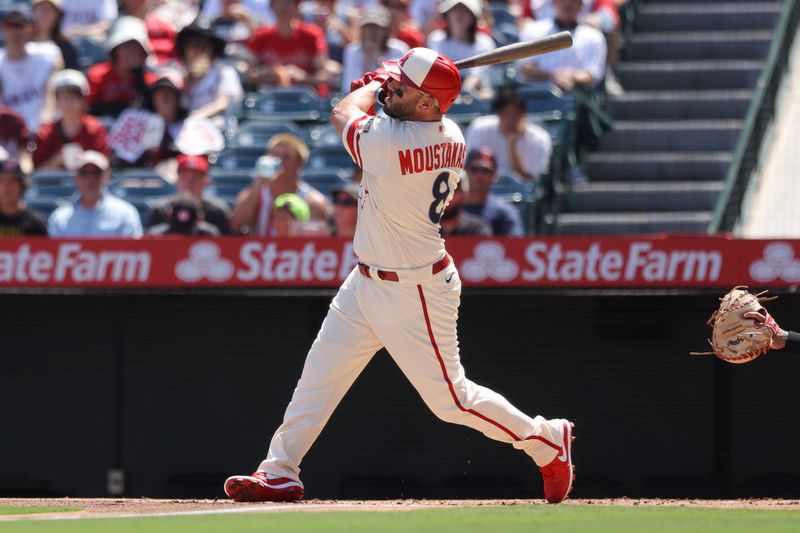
557, 0, 783, 235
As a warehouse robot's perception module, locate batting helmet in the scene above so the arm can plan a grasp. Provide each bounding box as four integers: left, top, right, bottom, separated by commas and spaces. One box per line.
383, 48, 461, 114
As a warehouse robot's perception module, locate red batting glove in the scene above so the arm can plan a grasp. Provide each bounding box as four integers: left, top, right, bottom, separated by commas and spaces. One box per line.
349, 61, 397, 93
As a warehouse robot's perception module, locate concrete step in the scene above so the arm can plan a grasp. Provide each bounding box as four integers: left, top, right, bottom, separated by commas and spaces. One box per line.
587, 151, 732, 181
557, 211, 713, 235
599, 120, 742, 152
624, 31, 773, 61
607, 90, 752, 120
636, 3, 781, 32
568, 181, 722, 212
617, 61, 763, 90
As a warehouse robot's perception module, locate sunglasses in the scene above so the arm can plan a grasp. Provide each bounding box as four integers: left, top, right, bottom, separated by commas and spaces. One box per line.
76, 168, 104, 177
467, 165, 494, 174
334, 197, 358, 207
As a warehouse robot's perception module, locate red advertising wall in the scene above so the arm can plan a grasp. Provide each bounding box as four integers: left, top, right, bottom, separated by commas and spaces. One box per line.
0, 236, 798, 288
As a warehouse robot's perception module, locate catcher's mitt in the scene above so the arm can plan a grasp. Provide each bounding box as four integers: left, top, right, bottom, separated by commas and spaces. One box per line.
691, 286, 780, 364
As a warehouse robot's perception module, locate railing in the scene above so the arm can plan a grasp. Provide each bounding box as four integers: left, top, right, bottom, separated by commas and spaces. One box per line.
709, 0, 800, 234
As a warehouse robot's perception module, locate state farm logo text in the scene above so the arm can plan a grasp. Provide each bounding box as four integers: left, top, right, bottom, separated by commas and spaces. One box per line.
460, 241, 722, 283
0, 243, 150, 283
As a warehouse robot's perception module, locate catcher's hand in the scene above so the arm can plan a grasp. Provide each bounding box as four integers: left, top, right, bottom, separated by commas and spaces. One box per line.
691, 286, 781, 364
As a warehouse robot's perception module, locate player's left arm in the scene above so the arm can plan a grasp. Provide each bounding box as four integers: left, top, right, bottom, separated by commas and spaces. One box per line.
331, 80, 381, 138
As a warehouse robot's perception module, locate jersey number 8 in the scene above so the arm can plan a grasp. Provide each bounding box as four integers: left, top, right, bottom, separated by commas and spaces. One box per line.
428, 172, 452, 224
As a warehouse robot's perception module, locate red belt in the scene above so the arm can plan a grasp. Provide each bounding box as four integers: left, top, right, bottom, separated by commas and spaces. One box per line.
358, 255, 451, 282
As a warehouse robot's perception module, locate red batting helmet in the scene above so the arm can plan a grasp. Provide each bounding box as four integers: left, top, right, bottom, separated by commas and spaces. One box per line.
383, 48, 461, 114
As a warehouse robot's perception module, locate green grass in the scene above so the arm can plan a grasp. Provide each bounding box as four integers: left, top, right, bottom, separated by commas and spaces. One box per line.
0, 506, 79, 516
0, 505, 798, 532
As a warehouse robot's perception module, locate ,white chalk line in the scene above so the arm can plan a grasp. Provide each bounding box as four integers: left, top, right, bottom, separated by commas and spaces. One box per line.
0, 503, 424, 522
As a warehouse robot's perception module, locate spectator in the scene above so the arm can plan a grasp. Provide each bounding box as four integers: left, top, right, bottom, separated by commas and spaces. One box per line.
517, 0, 606, 92
230, 135, 331, 235
60, 0, 117, 42
246, 0, 334, 96
210, 0, 259, 46
146, 194, 221, 236
177, 21, 244, 131
341, 6, 408, 93
462, 148, 524, 236
119, 0, 178, 66
465, 86, 552, 181
0, 149, 48, 236
87, 16, 156, 117
33, 69, 110, 169
426, 0, 494, 93
272, 192, 310, 237
202, 0, 274, 26
439, 175, 492, 237
380, 0, 424, 50
0, 94, 32, 173
31, 0, 80, 71
331, 182, 359, 238
48, 150, 143, 237
300, 0, 355, 64
0, 8, 60, 132
146, 154, 231, 235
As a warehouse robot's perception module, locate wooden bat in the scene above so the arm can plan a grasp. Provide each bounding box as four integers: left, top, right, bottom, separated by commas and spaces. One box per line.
453, 32, 573, 70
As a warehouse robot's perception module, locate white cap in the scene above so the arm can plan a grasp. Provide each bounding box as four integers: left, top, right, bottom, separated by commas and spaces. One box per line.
76, 150, 110, 171
105, 16, 151, 55
255, 155, 281, 179
51, 69, 89, 96
438, 0, 482, 18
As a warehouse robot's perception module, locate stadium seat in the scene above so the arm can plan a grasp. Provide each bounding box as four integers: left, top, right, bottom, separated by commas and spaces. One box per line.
239, 88, 328, 123
492, 171, 540, 234
109, 169, 175, 199
305, 124, 341, 147
208, 146, 264, 170
307, 145, 354, 171
208, 168, 254, 199
73, 36, 107, 71
229, 121, 304, 148
30, 169, 73, 188
447, 94, 491, 123
25, 197, 65, 219
299, 168, 351, 196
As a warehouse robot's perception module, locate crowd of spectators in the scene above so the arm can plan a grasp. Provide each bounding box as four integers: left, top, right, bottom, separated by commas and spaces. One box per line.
0, 0, 625, 239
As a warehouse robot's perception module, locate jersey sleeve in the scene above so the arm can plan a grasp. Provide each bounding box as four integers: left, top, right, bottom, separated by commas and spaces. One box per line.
341, 112, 392, 173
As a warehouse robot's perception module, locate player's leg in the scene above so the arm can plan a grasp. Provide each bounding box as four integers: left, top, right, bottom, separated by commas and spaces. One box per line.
225, 269, 383, 501
363, 267, 574, 503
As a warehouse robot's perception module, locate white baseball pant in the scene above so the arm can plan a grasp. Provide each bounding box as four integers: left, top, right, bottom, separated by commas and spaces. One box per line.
259, 259, 566, 484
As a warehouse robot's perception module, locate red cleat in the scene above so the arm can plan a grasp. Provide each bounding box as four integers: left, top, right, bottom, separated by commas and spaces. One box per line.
224, 471, 304, 502
538, 420, 575, 504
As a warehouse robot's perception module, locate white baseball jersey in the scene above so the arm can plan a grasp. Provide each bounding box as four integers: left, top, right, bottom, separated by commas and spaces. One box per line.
0, 49, 57, 131
342, 111, 467, 269
518, 19, 607, 85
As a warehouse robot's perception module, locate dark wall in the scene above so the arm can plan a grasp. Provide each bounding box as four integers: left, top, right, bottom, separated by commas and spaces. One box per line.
1, 291, 799, 499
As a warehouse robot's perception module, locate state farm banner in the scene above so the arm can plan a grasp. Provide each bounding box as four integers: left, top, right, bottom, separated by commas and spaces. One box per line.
1, 236, 799, 288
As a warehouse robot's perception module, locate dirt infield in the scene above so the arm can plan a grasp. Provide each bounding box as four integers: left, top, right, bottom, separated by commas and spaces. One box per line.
1, 497, 799, 520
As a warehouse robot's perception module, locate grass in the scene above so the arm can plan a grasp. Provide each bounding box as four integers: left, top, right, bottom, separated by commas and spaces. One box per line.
0, 505, 798, 532
0, 506, 79, 515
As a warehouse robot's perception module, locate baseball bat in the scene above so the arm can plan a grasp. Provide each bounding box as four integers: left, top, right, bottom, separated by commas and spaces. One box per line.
453, 32, 573, 70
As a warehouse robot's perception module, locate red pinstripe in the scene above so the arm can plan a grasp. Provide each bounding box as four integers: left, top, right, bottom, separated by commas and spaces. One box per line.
416, 285, 561, 454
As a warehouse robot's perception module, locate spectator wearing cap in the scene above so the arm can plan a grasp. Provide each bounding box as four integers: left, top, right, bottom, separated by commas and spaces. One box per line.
426, 0, 495, 94
272, 192, 310, 237
119, 0, 178, 66
465, 86, 552, 181
517, 0, 606, 92
31, 0, 80, 71
146, 154, 231, 235
48, 150, 143, 237
177, 21, 244, 131
33, 69, 110, 169
203, 0, 274, 27
60, 0, 118, 42
439, 174, 492, 238
87, 16, 157, 117
230, 134, 330, 236
209, 0, 259, 46
0, 149, 48, 236
331, 182, 360, 239
462, 148, 524, 236
0, 8, 61, 133
380, 0, 424, 50
146, 194, 221, 237
245, 0, 334, 96
341, 6, 408, 93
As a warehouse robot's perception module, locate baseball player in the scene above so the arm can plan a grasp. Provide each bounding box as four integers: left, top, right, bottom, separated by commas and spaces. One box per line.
224, 48, 575, 504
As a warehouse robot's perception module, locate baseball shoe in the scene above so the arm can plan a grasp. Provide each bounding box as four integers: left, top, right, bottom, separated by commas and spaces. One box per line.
224, 471, 304, 502
538, 420, 575, 504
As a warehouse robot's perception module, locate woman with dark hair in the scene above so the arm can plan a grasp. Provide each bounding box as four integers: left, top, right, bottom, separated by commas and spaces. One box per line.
340, 5, 407, 93
30, 0, 79, 70
426, 0, 494, 93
